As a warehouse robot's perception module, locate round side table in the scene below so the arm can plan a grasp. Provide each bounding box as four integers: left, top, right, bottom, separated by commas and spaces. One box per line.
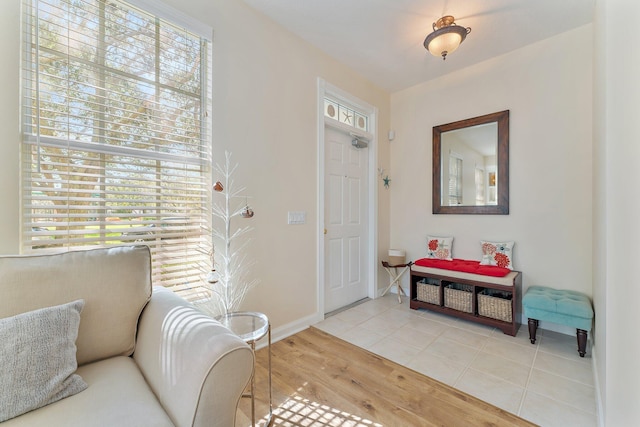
217, 311, 272, 427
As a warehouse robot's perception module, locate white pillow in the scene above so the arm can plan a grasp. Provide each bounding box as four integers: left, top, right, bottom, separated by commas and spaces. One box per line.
480, 240, 515, 269
426, 236, 453, 260
0, 300, 87, 422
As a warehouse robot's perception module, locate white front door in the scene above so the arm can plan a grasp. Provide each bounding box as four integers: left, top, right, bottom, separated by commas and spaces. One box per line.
324, 126, 368, 313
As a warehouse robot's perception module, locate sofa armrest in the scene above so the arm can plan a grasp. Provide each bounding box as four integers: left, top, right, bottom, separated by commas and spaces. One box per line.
133, 286, 254, 427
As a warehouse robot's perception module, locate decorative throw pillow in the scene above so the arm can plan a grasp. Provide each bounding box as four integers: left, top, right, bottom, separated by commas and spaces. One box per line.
480, 240, 515, 269
0, 300, 88, 422
426, 236, 453, 260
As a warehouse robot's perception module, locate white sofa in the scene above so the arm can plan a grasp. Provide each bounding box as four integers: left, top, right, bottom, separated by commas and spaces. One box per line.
0, 246, 254, 426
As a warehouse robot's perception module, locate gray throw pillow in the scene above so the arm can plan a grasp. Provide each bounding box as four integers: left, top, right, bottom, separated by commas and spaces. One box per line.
0, 299, 88, 422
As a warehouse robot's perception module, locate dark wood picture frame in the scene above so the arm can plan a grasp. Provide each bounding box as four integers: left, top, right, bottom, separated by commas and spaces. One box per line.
432, 110, 510, 215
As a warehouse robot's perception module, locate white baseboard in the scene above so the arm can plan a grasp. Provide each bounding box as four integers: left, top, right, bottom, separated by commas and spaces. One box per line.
379, 285, 408, 298
591, 346, 605, 427
254, 311, 324, 350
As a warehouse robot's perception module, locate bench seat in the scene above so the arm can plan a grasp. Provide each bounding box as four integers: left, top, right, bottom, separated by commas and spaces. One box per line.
411, 264, 519, 287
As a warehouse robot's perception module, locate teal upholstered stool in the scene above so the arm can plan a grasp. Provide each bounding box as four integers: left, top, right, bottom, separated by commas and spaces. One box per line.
523, 286, 594, 357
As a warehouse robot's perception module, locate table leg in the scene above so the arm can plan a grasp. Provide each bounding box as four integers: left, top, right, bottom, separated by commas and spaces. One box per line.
249, 340, 256, 427
381, 267, 400, 297
266, 323, 273, 426
382, 265, 411, 303
247, 333, 273, 427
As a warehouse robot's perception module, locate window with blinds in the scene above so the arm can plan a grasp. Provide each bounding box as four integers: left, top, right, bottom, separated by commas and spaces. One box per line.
448, 155, 462, 205
21, 0, 212, 301
475, 167, 485, 205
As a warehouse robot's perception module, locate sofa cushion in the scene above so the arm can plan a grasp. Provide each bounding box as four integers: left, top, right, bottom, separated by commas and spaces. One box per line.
0, 246, 152, 365
0, 300, 87, 422
414, 258, 511, 277
0, 356, 175, 427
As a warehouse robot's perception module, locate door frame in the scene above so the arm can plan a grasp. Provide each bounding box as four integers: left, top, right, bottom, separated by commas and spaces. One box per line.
317, 78, 378, 316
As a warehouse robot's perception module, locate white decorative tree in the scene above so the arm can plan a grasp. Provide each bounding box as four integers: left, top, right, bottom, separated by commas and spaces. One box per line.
198, 151, 258, 316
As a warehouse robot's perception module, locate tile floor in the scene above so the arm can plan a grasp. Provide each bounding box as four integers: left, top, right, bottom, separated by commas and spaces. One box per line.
313, 294, 598, 427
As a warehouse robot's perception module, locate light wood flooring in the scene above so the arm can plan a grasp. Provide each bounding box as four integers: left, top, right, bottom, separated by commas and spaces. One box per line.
236, 327, 537, 427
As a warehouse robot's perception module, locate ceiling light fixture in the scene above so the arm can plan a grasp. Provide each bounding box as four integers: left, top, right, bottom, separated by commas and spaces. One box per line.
423, 15, 471, 60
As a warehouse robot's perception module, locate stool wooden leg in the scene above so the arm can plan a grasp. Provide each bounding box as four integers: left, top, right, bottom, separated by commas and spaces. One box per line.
577, 329, 588, 357
528, 318, 538, 344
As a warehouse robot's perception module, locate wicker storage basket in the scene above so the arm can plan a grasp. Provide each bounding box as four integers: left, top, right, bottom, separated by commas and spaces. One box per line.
416, 281, 439, 305
444, 283, 473, 313
478, 289, 513, 322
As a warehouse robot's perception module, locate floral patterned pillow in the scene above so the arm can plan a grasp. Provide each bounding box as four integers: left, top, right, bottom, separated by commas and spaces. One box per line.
480, 240, 514, 269
426, 236, 453, 260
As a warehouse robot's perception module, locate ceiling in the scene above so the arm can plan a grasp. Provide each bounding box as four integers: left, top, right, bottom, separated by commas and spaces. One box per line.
242, 0, 595, 92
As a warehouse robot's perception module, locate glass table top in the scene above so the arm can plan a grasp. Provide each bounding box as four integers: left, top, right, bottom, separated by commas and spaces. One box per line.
216, 311, 269, 342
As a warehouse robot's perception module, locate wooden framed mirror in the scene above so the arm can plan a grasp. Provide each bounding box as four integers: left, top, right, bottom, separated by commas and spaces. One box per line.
433, 110, 509, 214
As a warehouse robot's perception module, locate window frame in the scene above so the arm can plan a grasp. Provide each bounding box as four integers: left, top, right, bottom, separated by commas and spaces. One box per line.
21, 0, 213, 301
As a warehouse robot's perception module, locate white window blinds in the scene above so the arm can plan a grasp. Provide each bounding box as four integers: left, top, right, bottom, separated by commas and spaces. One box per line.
448, 155, 462, 205
475, 167, 485, 205
22, 0, 212, 301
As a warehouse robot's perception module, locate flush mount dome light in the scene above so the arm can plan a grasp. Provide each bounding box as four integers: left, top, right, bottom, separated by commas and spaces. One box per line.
423, 15, 471, 60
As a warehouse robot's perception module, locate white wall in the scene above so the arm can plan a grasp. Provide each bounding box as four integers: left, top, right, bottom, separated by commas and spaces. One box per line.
390, 26, 593, 331
594, 1, 640, 425
0, 0, 391, 334
592, 0, 607, 420
0, 0, 20, 252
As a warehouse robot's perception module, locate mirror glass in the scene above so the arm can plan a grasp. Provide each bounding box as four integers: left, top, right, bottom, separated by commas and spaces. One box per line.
432, 110, 509, 214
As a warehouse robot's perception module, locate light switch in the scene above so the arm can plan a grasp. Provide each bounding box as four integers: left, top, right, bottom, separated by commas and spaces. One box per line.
287, 211, 306, 225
